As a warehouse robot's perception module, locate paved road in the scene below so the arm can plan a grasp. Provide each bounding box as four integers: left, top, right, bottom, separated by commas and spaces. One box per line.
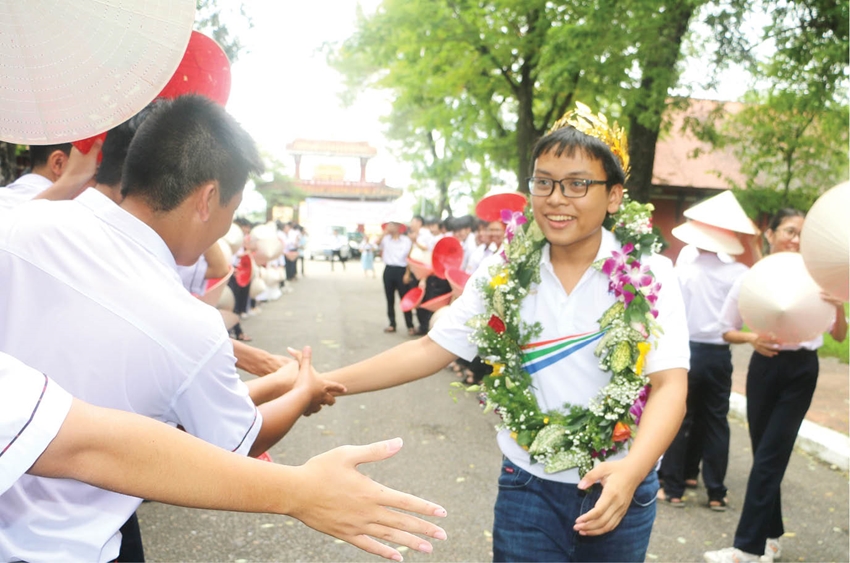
139, 259, 849, 562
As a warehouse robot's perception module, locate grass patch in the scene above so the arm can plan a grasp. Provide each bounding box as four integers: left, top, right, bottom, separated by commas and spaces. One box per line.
818, 303, 849, 364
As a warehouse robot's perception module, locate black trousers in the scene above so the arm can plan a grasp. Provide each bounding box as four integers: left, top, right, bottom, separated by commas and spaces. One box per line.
284, 256, 297, 280
734, 349, 818, 554
227, 276, 251, 315
117, 512, 144, 562
383, 265, 413, 329
661, 342, 733, 499
415, 275, 451, 331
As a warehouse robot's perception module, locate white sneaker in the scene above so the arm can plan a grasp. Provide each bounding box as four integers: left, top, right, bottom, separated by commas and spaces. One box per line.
765, 538, 781, 561
704, 547, 773, 563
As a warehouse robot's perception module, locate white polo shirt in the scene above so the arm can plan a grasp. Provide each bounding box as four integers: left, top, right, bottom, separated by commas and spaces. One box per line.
380, 234, 412, 266
430, 228, 690, 484
0, 173, 52, 211
0, 189, 261, 562
677, 252, 748, 344
0, 353, 72, 495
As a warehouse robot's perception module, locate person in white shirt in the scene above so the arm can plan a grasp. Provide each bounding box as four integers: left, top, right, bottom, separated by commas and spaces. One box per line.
0, 144, 71, 210
705, 209, 847, 563
659, 223, 749, 510
0, 96, 344, 562
322, 110, 689, 562
1, 350, 447, 562
379, 221, 414, 333
409, 215, 434, 254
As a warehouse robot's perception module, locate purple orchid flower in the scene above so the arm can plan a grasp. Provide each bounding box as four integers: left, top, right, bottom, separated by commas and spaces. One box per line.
618, 261, 653, 290
629, 385, 651, 425
601, 243, 634, 276
501, 209, 527, 243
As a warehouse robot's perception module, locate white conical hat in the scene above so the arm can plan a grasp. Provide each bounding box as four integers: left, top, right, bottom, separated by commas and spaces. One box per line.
0, 0, 196, 144
801, 182, 850, 302
738, 252, 834, 344
671, 220, 745, 255
251, 223, 283, 266
223, 223, 245, 254
684, 191, 756, 235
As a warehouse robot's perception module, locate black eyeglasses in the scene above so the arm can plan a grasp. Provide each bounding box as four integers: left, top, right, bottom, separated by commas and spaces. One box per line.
526, 177, 608, 198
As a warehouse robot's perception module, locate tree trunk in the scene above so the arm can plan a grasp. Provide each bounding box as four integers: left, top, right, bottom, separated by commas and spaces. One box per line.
626, 2, 697, 203
438, 180, 452, 218
515, 67, 536, 193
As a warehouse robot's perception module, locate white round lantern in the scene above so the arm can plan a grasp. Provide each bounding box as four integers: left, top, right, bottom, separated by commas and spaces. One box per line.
801, 182, 850, 302
738, 252, 834, 344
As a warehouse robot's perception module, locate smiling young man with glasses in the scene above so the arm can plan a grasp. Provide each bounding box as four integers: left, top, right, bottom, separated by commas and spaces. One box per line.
314, 104, 690, 562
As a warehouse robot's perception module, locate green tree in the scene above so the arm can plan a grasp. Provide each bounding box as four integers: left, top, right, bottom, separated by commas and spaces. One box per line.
195, 0, 252, 62
331, 0, 654, 194
332, 0, 718, 207
695, 0, 848, 219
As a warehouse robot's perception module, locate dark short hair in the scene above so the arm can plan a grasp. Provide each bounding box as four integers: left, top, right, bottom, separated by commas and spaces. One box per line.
29, 144, 72, 168
530, 126, 625, 188
121, 95, 263, 212
768, 208, 805, 231
95, 104, 158, 187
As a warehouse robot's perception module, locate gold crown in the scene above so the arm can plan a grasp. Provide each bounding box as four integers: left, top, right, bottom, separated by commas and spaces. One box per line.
548, 101, 630, 178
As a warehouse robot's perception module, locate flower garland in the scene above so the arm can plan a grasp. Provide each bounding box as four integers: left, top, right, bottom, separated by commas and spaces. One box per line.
461, 199, 663, 476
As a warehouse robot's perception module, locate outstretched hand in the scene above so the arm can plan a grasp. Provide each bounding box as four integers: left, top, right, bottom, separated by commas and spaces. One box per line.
287, 346, 346, 415
289, 438, 448, 561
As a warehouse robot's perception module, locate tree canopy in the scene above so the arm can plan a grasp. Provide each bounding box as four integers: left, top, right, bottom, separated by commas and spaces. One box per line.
330, 0, 847, 216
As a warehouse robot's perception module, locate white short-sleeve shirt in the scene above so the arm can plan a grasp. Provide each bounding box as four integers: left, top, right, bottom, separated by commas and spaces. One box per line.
677, 252, 748, 344
0, 189, 261, 562
0, 173, 52, 211
430, 228, 690, 483
380, 234, 412, 266
0, 353, 72, 495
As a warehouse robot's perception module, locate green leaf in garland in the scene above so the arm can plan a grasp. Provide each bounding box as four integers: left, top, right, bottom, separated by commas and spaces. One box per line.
515, 429, 535, 448
610, 341, 633, 373
598, 301, 625, 329
528, 423, 569, 457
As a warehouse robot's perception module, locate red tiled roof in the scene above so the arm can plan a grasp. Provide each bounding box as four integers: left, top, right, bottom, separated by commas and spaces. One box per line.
286, 139, 378, 158
652, 99, 748, 190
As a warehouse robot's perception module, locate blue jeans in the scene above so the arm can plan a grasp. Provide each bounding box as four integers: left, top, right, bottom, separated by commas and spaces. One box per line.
493, 458, 658, 562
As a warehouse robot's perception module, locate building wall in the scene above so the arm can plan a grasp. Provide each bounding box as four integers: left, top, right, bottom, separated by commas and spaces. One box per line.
651, 190, 758, 267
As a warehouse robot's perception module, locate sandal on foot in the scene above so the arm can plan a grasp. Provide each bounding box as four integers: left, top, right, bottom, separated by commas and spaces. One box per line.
665, 497, 685, 507
708, 498, 728, 512
407, 327, 418, 336
383, 326, 397, 333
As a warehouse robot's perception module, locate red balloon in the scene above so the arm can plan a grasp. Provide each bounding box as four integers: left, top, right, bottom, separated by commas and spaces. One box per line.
158, 31, 231, 105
